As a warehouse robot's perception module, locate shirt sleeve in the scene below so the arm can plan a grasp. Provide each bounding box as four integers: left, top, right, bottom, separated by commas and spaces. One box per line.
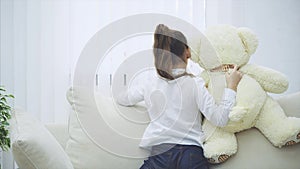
117, 84, 144, 106
194, 77, 236, 127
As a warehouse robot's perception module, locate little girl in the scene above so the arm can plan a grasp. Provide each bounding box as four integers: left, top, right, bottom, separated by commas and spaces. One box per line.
117, 24, 242, 169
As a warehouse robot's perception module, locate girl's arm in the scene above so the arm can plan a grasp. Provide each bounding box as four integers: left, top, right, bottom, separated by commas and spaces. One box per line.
117, 84, 144, 106
195, 65, 241, 126
194, 77, 236, 127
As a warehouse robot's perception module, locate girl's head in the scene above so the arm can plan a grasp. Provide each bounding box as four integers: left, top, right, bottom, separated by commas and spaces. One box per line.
153, 24, 190, 80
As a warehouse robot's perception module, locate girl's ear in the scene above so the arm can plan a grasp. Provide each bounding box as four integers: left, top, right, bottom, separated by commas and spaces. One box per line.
185, 48, 191, 59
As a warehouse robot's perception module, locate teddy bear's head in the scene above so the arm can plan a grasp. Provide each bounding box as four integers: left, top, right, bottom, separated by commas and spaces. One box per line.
191, 25, 258, 70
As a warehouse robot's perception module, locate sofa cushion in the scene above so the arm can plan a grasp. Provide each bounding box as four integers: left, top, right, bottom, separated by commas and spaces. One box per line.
65, 111, 143, 169
45, 124, 69, 149
10, 110, 74, 169
65, 109, 144, 169
65, 89, 145, 169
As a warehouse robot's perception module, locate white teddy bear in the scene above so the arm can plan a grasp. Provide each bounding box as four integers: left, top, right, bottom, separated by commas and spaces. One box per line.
191, 25, 300, 163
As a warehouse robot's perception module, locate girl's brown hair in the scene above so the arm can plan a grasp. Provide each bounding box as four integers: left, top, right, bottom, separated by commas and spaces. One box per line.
153, 24, 189, 80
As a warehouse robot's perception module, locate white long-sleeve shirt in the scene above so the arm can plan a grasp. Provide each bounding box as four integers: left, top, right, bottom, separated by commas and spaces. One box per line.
117, 69, 236, 149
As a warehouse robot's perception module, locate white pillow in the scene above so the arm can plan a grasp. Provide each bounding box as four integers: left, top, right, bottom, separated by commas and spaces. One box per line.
10, 110, 74, 169
65, 89, 145, 169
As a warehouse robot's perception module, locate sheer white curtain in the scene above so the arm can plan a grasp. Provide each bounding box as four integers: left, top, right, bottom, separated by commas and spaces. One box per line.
1, 0, 71, 124
0, 0, 206, 125
1, 0, 298, 126
205, 0, 245, 26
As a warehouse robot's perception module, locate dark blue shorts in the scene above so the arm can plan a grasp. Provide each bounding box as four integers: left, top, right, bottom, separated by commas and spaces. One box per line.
140, 144, 209, 169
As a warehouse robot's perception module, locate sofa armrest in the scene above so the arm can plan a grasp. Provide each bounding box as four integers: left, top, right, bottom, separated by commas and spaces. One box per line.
276, 91, 300, 117
45, 124, 69, 150
10, 109, 74, 169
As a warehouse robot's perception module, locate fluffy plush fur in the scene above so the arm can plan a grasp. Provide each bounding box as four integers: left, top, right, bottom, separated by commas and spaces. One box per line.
192, 25, 300, 163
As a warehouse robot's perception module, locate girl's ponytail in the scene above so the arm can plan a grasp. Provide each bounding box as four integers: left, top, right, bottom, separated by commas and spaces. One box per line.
153, 24, 189, 80
153, 24, 174, 80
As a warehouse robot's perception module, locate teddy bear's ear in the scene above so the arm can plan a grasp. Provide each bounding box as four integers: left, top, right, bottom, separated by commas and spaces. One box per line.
238, 27, 259, 55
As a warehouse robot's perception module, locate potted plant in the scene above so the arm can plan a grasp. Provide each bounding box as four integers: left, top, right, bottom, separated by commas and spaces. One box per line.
0, 86, 14, 151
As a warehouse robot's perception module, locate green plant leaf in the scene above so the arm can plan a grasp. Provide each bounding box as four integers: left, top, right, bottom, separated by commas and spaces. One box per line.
4, 94, 14, 98
2, 121, 9, 126
0, 86, 13, 151
0, 97, 7, 103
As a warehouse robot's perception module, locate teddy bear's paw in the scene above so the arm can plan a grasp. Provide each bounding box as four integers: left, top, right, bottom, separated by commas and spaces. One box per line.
218, 154, 230, 163
207, 154, 230, 164
283, 132, 300, 146
207, 158, 216, 163
284, 140, 296, 146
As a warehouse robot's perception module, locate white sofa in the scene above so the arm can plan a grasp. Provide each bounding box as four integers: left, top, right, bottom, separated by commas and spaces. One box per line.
10, 91, 300, 169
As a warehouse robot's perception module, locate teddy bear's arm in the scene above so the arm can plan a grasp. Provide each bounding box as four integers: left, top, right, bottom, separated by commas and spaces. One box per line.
239, 64, 288, 93
200, 71, 210, 87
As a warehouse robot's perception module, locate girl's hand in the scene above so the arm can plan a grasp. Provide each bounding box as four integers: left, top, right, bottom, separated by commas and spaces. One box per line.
225, 64, 243, 92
